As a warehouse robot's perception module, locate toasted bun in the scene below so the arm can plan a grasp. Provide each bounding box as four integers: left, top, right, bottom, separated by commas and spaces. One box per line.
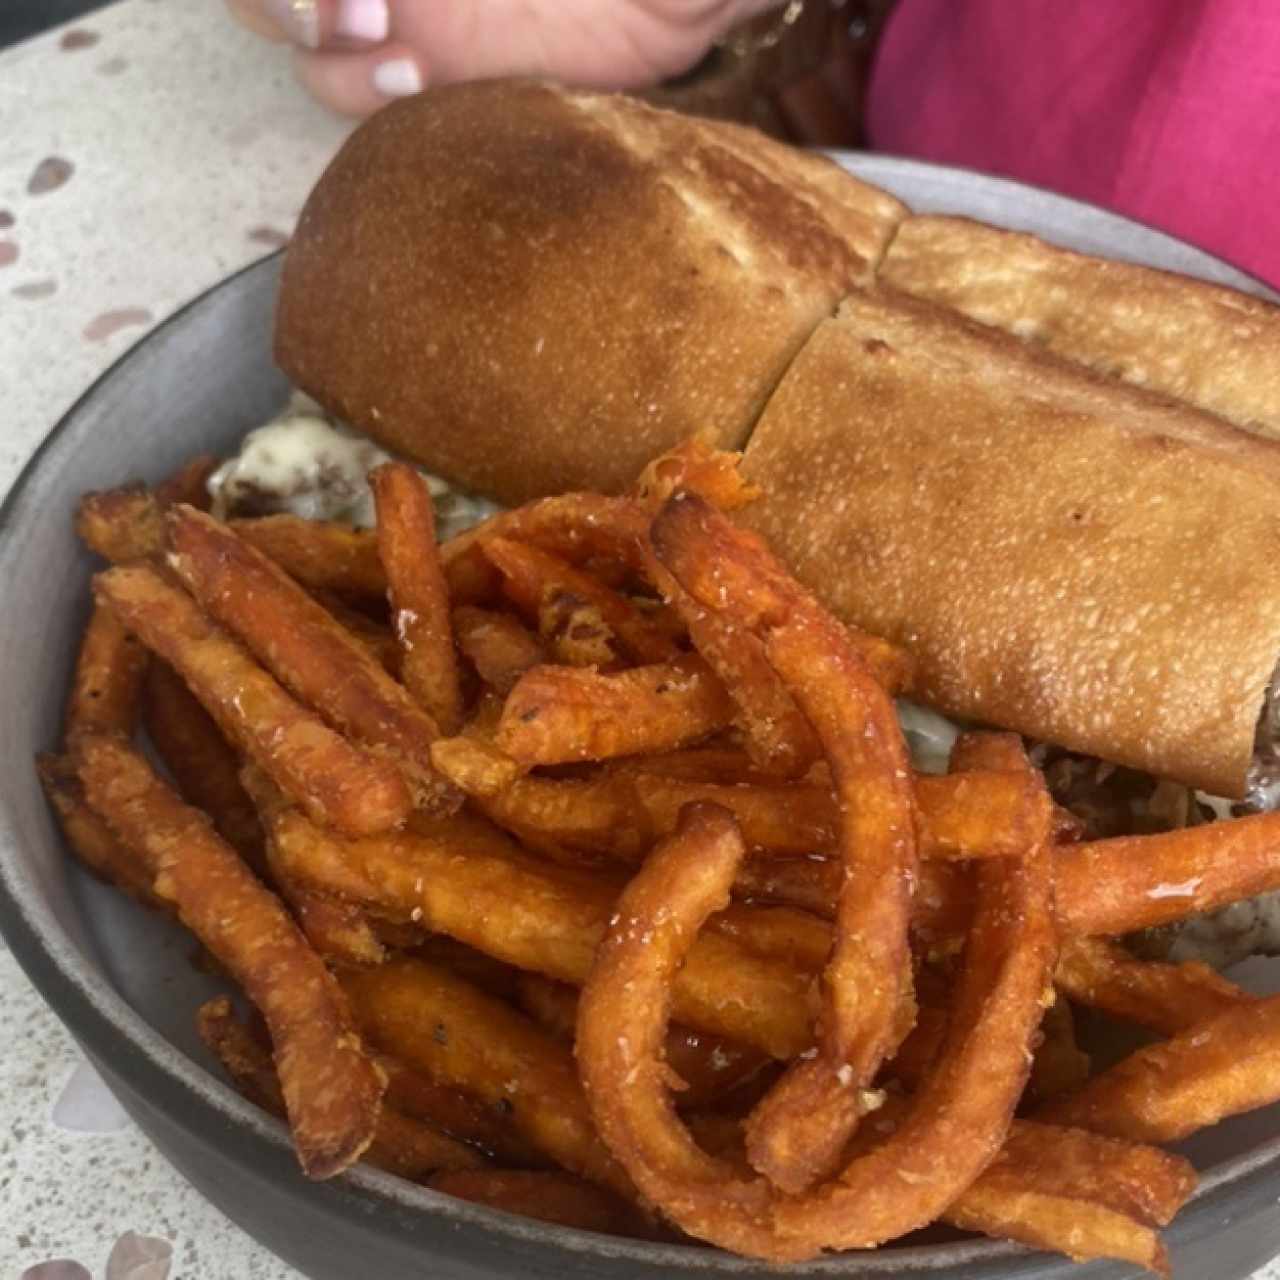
275, 79, 907, 505
881, 215, 1280, 439
740, 288, 1280, 797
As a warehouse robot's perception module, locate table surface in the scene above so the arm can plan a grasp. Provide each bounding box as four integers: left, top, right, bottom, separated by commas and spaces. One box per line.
2, 4, 1279, 1279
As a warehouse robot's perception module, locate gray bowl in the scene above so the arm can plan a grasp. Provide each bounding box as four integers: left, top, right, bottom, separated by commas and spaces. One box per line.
3, 155, 1279, 1280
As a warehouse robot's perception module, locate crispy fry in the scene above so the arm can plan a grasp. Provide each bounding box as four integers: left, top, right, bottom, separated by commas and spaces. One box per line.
74, 458, 219, 563
944, 1120, 1193, 1274
1039, 994, 1280, 1143
75, 486, 166, 562
95, 563, 409, 836
654, 492, 919, 1193
376, 1053, 549, 1168
515, 974, 771, 1112
440, 495, 650, 606
342, 958, 633, 1198
258, 800, 816, 1059
1055, 935, 1254, 1036
37, 754, 168, 911
633, 437, 760, 514
496, 657, 734, 765
311, 592, 401, 675
63, 604, 149, 747
370, 463, 464, 734
452, 605, 547, 694
706, 902, 832, 974
651, 494, 915, 697
482, 536, 677, 666
167, 505, 455, 812
142, 660, 266, 872
1056, 811, 1280, 936
537, 594, 619, 668
577, 784, 1056, 1261
439, 744, 1051, 864
197, 997, 480, 1180
427, 1170, 654, 1238
230, 515, 386, 600
428, 735, 525, 801
408, 933, 523, 1003
283, 886, 387, 968
77, 735, 384, 1178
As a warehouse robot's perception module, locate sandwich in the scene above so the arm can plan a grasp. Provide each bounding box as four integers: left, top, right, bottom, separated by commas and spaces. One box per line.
272, 77, 1280, 830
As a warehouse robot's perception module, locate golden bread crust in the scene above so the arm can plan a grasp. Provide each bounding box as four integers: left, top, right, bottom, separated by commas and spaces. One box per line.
881, 215, 1280, 439
740, 288, 1280, 796
275, 80, 906, 504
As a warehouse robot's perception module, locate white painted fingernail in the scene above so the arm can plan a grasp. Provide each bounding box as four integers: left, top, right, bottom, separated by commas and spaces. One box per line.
335, 0, 389, 41
267, 0, 320, 49
372, 57, 423, 97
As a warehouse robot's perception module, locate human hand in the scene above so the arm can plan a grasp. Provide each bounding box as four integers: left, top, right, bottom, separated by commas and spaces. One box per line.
226, 0, 785, 116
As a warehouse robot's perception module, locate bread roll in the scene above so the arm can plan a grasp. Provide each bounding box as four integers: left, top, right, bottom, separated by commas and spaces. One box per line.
881, 215, 1280, 438
740, 287, 1280, 797
275, 79, 907, 505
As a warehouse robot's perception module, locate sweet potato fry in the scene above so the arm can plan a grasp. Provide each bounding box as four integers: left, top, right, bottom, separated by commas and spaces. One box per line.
407, 933, 524, 1003
167, 505, 455, 812
439, 750, 1052, 864
577, 795, 1058, 1260
370, 463, 464, 734
632, 437, 760, 514
427, 1170, 655, 1238
482, 536, 678, 665
37, 754, 168, 911
376, 1052, 549, 1168
706, 902, 832, 974
230, 515, 386, 600
283, 886, 387, 968
74, 457, 219, 564
1056, 811, 1280, 936
63, 604, 149, 747
453, 605, 547, 694
653, 492, 920, 1193
257, 800, 817, 1059
944, 1119, 1193, 1274
75, 486, 166, 562
311, 592, 401, 675
198, 997, 480, 1181
440, 495, 650, 605
342, 958, 634, 1198
428, 735, 525, 801
77, 736, 385, 1178
1055, 935, 1254, 1036
651, 494, 915, 697
1039, 993, 1280, 1143
515, 974, 771, 1112
95, 563, 409, 836
496, 657, 734, 765
141, 660, 266, 872
537, 594, 619, 668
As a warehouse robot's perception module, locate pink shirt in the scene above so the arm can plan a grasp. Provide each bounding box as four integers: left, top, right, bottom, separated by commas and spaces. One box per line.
865, 0, 1280, 289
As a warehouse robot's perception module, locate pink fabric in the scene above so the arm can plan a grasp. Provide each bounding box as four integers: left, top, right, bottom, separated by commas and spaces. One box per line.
866, 0, 1280, 288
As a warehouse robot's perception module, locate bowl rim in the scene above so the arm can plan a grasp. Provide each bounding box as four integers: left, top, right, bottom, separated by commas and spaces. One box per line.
2, 152, 1279, 1277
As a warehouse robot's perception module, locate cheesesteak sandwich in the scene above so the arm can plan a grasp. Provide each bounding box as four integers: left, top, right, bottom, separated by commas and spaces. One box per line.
276, 77, 1280, 813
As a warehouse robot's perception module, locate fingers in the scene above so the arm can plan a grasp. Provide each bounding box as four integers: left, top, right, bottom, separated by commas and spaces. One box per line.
226, 0, 389, 52
293, 43, 426, 117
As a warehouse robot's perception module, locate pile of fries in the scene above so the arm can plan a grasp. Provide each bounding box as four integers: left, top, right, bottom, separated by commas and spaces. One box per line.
41, 439, 1280, 1271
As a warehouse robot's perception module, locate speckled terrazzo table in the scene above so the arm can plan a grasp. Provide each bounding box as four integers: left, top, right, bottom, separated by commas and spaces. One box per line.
4, 6, 1280, 1280
1, 3, 350, 1275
